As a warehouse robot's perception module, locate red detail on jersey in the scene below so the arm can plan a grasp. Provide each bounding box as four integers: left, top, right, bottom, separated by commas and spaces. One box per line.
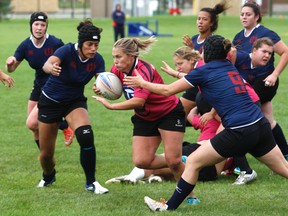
227, 71, 247, 94
44, 48, 54, 56
249, 36, 258, 44
70, 61, 77, 69
27, 50, 34, 56
86, 63, 96, 72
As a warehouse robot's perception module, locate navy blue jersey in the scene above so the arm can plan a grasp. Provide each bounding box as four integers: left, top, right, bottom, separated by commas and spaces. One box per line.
233, 24, 280, 78
191, 34, 204, 54
13, 34, 64, 87
42, 43, 105, 102
112, 10, 125, 25
235, 51, 258, 83
184, 59, 263, 128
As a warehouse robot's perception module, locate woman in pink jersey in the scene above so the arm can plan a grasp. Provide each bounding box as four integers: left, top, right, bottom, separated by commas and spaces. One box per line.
93, 37, 199, 204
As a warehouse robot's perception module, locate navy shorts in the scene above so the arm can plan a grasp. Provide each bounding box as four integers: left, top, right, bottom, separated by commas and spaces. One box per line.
181, 87, 199, 102
252, 76, 279, 104
29, 83, 42, 101
131, 101, 186, 136
38, 94, 87, 123
211, 117, 276, 158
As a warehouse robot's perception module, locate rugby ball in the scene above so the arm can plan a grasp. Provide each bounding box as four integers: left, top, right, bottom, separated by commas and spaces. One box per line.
95, 72, 122, 100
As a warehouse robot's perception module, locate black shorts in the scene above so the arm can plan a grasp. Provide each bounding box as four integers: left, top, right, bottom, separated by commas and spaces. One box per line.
29, 83, 42, 101
38, 94, 87, 123
182, 142, 217, 181
132, 101, 186, 136
181, 87, 199, 102
195, 92, 212, 115
211, 117, 276, 158
252, 76, 279, 104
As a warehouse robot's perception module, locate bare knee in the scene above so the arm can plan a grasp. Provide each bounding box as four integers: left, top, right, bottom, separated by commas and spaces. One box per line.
166, 157, 183, 173
26, 118, 38, 131
133, 158, 151, 169
40, 150, 54, 162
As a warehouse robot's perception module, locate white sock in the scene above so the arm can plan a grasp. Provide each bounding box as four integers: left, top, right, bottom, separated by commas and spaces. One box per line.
127, 167, 145, 180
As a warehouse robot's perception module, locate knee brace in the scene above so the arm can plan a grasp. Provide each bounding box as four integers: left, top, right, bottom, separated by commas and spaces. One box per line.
75, 125, 94, 149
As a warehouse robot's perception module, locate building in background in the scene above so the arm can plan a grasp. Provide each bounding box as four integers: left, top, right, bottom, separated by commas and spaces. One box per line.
6, 0, 288, 18
11, 0, 58, 13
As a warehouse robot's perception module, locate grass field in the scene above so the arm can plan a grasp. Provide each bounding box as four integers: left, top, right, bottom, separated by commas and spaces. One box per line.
0, 14, 288, 215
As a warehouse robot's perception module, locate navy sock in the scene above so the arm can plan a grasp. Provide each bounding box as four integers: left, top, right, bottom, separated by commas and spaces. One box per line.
80, 147, 96, 184
43, 169, 56, 182
233, 156, 252, 174
166, 177, 195, 210
272, 123, 288, 155
59, 120, 68, 130
75, 126, 96, 185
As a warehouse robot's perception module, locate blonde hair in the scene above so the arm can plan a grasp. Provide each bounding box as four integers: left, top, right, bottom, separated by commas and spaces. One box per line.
113, 36, 157, 56
174, 46, 202, 62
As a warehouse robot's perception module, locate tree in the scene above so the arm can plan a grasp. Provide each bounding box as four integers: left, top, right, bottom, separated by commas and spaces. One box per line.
0, 0, 12, 21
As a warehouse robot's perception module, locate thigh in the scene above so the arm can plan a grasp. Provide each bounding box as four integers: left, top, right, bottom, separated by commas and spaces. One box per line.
27, 100, 38, 116
65, 108, 90, 131
26, 103, 39, 126
38, 121, 59, 155
261, 101, 275, 128
257, 146, 288, 178
159, 129, 184, 161
132, 136, 161, 163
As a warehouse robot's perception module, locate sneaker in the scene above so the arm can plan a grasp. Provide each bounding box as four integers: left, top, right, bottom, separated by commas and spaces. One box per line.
147, 175, 163, 184
86, 181, 109, 194
63, 127, 74, 146
233, 170, 257, 185
144, 196, 168, 212
105, 175, 127, 184
37, 176, 56, 188
121, 176, 138, 184
186, 197, 200, 205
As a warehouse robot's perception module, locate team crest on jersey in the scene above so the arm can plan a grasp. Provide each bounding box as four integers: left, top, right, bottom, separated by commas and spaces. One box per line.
249, 36, 258, 44
123, 86, 134, 99
28, 50, 34, 56
86, 63, 96, 72
70, 61, 77, 69
44, 48, 54, 56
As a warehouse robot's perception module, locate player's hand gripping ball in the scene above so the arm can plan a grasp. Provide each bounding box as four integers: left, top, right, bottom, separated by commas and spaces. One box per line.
95, 72, 123, 100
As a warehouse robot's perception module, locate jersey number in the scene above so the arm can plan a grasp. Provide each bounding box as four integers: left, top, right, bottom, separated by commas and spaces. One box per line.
227, 71, 246, 94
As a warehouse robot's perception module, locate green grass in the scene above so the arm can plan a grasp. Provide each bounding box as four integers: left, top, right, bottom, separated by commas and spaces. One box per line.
0, 15, 288, 215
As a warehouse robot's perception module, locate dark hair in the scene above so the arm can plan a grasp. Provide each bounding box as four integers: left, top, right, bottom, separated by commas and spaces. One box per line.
200, 0, 229, 33
242, 0, 262, 23
203, 35, 231, 63
30, 12, 48, 34
77, 18, 103, 48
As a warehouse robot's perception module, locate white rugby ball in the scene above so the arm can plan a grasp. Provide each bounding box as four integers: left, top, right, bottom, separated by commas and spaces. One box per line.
95, 72, 122, 100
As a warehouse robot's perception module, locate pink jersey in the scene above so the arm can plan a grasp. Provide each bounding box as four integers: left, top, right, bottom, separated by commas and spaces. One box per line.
191, 114, 220, 142
111, 58, 179, 121
244, 80, 259, 103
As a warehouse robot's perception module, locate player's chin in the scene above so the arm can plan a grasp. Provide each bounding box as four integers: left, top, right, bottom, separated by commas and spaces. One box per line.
34, 34, 44, 39
86, 53, 96, 59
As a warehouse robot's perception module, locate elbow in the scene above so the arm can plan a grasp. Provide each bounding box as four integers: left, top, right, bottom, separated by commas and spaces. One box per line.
162, 89, 174, 96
